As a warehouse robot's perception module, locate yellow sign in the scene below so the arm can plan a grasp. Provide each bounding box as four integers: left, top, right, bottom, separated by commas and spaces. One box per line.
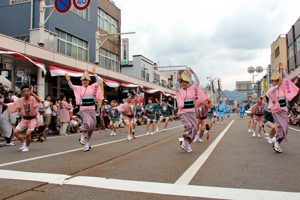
263, 78, 267, 91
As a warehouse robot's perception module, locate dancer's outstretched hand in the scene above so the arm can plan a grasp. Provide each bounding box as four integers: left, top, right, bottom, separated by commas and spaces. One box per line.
65, 73, 70, 81
92, 66, 96, 75
189, 67, 195, 74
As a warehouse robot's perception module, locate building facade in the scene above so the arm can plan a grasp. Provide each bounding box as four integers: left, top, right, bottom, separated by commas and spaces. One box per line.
0, 0, 121, 72
286, 18, 300, 80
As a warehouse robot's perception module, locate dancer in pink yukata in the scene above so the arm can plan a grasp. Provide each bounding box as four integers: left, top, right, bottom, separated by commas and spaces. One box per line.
248, 96, 266, 138
113, 90, 140, 140
267, 62, 299, 153
2, 85, 41, 152
194, 98, 212, 143
65, 66, 104, 152
176, 68, 207, 153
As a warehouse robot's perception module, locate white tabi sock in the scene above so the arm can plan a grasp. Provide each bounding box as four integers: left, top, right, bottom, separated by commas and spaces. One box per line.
85, 142, 90, 148
81, 135, 85, 141
187, 143, 191, 150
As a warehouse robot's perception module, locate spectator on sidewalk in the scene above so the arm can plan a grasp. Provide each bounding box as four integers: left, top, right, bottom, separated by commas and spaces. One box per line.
57, 95, 72, 136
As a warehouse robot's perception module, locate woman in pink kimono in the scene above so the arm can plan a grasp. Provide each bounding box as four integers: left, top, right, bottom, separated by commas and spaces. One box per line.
176, 68, 207, 153
65, 66, 104, 152
194, 98, 212, 143
248, 97, 266, 138
267, 62, 299, 153
2, 85, 41, 152
113, 90, 140, 140
57, 95, 73, 136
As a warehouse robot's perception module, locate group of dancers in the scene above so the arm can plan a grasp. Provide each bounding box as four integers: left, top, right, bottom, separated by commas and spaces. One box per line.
1, 62, 298, 154
241, 63, 299, 153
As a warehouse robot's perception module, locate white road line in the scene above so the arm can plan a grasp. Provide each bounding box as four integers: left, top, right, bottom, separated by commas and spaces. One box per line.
289, 127, 300, 132
0, 169, 299, 200
175, 120, 235, 185
0, 125, 183, 167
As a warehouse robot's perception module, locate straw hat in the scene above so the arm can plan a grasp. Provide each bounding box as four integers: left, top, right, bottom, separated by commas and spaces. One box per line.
80, 70, 91, 81
40, 97, 45, 102
270, 66, 282, 80
180, 70, 191, 82
38, 107, 46, 112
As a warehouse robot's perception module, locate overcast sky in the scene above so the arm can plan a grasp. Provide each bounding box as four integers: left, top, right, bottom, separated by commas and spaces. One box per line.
114, 0, 300, 91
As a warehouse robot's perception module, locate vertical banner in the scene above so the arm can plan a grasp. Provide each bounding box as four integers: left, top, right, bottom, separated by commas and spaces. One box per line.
139, 93, 144, 106
173, 71, 177, 89
263, 78, 267, 91
122, 38, 129, 64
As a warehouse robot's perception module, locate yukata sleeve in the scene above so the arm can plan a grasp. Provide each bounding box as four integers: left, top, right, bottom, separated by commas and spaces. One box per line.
193, 73, 200, 85
33, 97, 42, 109
175, 81, 180, 91
68, 80, 74, 89
95, 74, 102, 84
7, 99, 22, 114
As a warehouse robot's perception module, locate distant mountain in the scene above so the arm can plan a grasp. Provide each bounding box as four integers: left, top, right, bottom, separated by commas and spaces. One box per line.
224, 89, 247, 103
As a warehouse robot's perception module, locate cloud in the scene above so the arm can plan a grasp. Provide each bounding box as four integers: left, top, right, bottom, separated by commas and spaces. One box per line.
114, 0, 300, 91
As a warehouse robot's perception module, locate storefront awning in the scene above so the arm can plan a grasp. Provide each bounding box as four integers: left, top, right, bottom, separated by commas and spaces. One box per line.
49, 65, 120, 88
145, 89, 165, 95
121, 83, 143, 89
102, 78, 120, 88
0, 51, 46, 73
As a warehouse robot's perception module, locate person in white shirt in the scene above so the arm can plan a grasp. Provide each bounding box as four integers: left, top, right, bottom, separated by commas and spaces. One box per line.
43, 95, 52, 129
67, 116, 81, 133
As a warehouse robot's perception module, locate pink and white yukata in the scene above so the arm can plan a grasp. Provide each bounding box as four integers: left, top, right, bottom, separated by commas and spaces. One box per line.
250, 102, 266, 122
195, 100, 212, 125
176, 74, 207, 142
7, 96, 41, 131
57, 100, 73, 135
267, 71, 299, 143
68, 76, 104, 139
116, 96, 140, 122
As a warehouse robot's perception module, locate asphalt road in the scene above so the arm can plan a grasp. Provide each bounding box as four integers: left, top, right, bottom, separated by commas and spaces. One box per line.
0, 114, 299, 200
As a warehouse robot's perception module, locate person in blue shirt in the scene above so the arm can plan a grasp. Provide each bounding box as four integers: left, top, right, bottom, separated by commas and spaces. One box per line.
239, 107, 245, 119
145, 97, 160, 135
132, 105, 142, 139
217, 100, 225, 124
106, 100, 120, 136
156, 98, 173, 132
225, 106, 231, 119
244, 96, 256, 132
263, 95, 276, 144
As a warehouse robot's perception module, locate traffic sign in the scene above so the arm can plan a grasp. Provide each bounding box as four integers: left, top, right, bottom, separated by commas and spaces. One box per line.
55, 0, 71, 13
73, 0, 91, 10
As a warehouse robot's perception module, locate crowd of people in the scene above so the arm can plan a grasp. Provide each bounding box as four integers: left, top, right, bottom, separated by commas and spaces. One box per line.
234, 62, 299, 153
0, 62, 299, 154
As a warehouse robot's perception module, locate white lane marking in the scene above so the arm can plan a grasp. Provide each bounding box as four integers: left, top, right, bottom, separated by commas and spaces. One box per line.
289, 127, 300, 132
0, 125, 183, 167
175, 120, 235, 185
0, 169, 299, 200
0, 169, 70, 184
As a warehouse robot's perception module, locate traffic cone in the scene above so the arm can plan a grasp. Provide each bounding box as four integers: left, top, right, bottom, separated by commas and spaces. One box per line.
99, 128, 102, 133
119, 128, 122, 133
206, 132, 209, 140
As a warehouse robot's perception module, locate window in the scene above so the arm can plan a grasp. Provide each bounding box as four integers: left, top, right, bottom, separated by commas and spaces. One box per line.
97, 8, 118, 36
275, 46, 280, 59
14, 35, 29, 42
56, 29, 88, 62
10, 0, 30, 4
99, 48, 119, 71
70, 4, 89, 20
296, 37, 300, 53
288, 45, 293, 59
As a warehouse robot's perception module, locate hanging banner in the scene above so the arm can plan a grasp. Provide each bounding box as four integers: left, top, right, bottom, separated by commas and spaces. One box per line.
263, 78, 267, 91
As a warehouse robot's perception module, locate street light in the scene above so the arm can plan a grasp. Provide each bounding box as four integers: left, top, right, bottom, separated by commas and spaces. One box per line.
95, 31, 135, 65
247, 66, 263, 97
